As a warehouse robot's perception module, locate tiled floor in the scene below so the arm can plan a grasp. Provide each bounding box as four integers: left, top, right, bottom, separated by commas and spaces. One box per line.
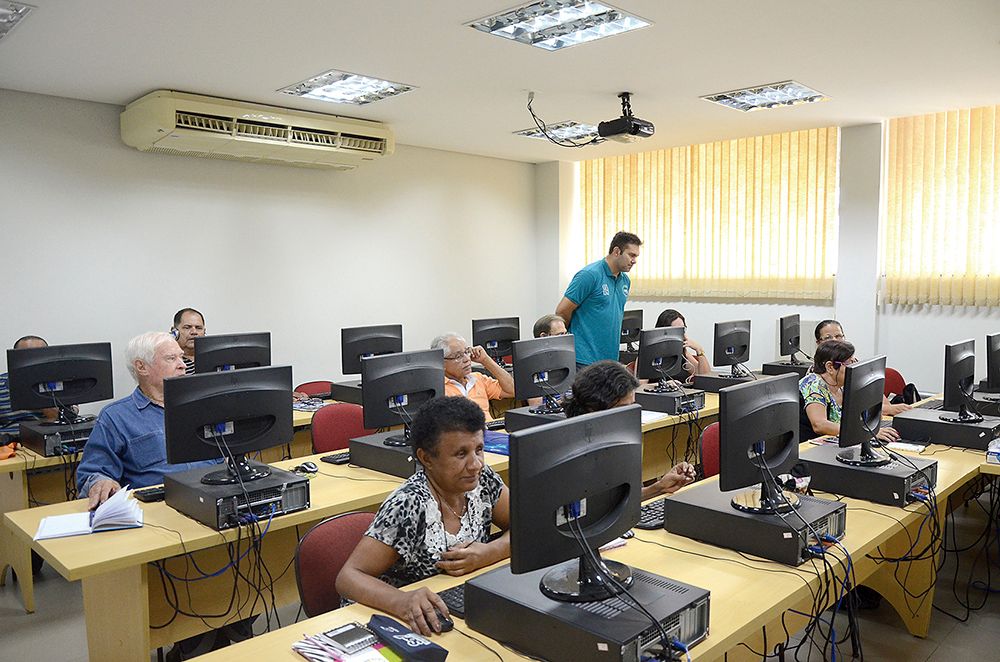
2, 489, 998, 661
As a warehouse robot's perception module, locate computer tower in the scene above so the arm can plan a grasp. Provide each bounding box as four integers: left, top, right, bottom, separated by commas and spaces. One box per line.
970, 392, 1000, 417
761, 361, 811, 379
800, 444, 937, 507
329, 379, 363, 405
503, 405, 566, 433
692, 373, 754, 393
634, 387, 705, 415
892, 408, 1000, 450
349, 432, 419, 478
18, 419, 95, 456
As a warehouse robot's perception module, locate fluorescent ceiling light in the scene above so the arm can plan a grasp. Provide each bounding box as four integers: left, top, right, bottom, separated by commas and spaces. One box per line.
0, 2, 34, 42
469, 0, 650, 51
702, 80, 828, 112
279, 69, 414, 105
515, 120, 599, 141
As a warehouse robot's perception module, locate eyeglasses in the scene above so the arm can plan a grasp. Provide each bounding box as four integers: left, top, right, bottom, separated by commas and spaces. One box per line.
444, 348, 473, 362
819, 333, 846, 342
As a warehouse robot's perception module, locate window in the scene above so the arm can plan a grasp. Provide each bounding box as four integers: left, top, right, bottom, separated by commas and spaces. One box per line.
882, 105, 1000, 306
577, 127, 839, 299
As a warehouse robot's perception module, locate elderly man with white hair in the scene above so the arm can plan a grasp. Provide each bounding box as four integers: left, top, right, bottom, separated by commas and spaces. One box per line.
76, 331, 218, 509
434, 333, 514, 417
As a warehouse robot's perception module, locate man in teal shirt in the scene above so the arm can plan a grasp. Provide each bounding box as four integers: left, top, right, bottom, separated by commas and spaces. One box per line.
556, 232, 642, 367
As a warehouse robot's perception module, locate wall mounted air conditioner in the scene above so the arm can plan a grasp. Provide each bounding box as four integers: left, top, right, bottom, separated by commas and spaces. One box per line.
121, 90, 394, 170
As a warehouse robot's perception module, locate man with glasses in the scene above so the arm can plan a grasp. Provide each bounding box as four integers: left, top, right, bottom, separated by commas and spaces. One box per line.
432, 334, 514, 417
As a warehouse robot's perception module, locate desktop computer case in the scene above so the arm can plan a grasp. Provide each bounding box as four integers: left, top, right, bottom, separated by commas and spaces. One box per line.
634, 387, 705, 415
892, 408, 1000, 450
18, 419, 96, 456
503, 406, 566, 433
799, 444, 937, 507
349, 432, 419, 478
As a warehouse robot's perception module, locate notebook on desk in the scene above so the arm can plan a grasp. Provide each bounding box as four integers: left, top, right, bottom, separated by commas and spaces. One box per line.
34, 486, 143, 540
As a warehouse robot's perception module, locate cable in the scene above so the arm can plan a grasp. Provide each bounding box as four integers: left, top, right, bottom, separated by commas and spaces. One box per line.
525, 92, 604, 149
453, 628, 504, 660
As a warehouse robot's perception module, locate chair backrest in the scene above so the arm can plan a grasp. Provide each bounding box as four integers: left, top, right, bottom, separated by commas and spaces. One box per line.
295, 512, 376, 617
311, 402, 373, 453
295, 380, 333, 396
700, 422, 721, 479
884, 368, 906, 399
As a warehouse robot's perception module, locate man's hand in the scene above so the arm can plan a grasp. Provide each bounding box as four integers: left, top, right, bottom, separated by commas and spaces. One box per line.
469, 345, 493, 366
88, 479, 122, 510
883, 402, 912, 416
656, 462, 696, 495
436, 541, 496, 577
394, 587, 449, 636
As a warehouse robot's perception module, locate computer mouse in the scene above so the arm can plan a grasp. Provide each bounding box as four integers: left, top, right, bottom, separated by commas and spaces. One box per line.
434, 609, 454, 633
298, 461, 318, 473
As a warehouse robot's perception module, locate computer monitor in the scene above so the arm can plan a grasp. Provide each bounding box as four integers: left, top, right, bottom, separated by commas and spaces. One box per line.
981, 333, 1000, 392
620, 309, 643, 349
472, 317, 519, 369
341, 324, 403, 375
194, 333, 271, 373
718, 373, 800, 515
636, 327, 686, 392
511, 335, 576, 414
6, 343, 114, 425
779, 314, 802, 362
163, 365, 292, 485
837, 356, 891, 467
941, 339, 982, 423
508, 405, 642, 603
713, 320, 751, 377
360, 349, 444, 446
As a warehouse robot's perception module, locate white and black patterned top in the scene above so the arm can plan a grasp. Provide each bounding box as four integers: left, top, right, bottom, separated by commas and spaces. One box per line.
182, 356, 195, 375
365, 465, 505, 587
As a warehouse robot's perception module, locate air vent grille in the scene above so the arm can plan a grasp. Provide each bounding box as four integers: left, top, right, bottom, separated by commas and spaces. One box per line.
173, 111, 387, 154
235, 120, 289, 140
175, 111, 233, 134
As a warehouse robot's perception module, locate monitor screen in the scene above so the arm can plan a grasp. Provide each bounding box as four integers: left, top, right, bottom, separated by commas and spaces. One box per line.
163, 365, 292, 484
635, 327, 686, 383
341, 324, 403, 375
194, 333, 271, 373
620, 309, 643, 346
984, 333, 1000, 390
713, 320, 751, 367
943, 339, 976, 412
837, 356, 891, 467
7, 343, 114, 415
472, 318, 519, 362
360, 349, 444, 433
511, 334, 575, 403
779, 315, 800, 357
508, 405, 642, 602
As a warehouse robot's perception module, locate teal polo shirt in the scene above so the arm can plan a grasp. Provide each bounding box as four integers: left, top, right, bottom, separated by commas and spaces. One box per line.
563, 258, 631, 365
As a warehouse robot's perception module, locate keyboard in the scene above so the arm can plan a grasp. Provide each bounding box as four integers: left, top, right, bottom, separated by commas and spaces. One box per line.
437, 584, 465, 618
133, 485, 166, 502
916, 399, 943, 410
485, 419, 506, 431
635, 498, 666, 530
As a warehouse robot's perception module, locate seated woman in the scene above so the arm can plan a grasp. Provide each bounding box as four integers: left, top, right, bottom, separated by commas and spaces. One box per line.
799, 339, 900, 443
655, 309, 713, 379
336, 397, 510, 636
814, 320, 912, 416
564, 360, 696, 500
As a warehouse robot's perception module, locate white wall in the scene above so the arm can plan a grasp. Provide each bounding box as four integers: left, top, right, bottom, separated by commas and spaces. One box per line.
1, 90, 542, 406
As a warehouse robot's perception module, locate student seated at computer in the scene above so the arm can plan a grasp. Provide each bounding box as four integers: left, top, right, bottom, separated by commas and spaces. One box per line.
564, 360, 696, 500
532, 313, 568, 338
435, 333, 515, 417
655, 309, 712, 378
814, 319, 912, 416
1, 335, 59, 438
799, 339, 901, 442
336, 397, 510, 636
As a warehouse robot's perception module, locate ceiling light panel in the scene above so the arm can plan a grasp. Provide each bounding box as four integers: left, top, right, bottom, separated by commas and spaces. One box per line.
469, 0, 650, 51
702, 81, 828, 112
279, 70, 414, 105
515, 120, 599, 140
0, 2, 34, 41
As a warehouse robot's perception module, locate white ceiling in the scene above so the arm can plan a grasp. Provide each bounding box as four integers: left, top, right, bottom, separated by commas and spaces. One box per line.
2, 0, 1000, 164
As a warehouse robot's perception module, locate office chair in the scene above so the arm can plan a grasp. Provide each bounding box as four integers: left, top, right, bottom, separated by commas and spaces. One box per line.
699, 422, 720, 478
294, 380, 334, 397
884, 368, 906, 399
311, 402, 373, 453
295, 512, 376, 617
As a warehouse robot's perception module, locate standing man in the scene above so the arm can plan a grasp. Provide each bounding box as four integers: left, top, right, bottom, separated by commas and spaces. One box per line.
555, 231, 641, 368
171, 308, 205, 374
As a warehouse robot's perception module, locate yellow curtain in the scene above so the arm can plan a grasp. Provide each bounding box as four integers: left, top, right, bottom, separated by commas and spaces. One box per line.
883, 106, 1000, 306
578, 127, 839, 300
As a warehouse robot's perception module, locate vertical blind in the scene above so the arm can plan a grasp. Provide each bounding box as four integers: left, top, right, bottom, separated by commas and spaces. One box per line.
578, 127, 840, 299
883, 105, 1000, 306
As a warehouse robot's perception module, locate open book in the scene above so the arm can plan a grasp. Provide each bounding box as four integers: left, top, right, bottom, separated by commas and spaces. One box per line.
35, 486, 143, 540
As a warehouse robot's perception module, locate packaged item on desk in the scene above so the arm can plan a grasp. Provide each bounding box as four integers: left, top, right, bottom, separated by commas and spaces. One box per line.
367, 614, 448, 662
987, 437, 1000, 464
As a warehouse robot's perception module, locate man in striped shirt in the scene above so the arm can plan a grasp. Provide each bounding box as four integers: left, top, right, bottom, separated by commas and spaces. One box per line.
1, 335, 55, 438
171, 308, 205, 375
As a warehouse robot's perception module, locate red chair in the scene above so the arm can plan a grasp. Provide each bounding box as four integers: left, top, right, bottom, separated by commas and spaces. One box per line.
295, 512, 376, 617
700, 422, 721, 479
884, 368, 906, 399
311, 402, 374, 453
295, 380, 333, 397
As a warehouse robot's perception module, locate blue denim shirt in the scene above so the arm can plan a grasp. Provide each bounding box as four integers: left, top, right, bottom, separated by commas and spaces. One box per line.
77, 387, 218, 496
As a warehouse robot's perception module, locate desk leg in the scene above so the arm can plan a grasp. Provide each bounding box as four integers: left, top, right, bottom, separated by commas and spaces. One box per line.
82, 565, 151, 662
0, 470, 34, 612
862, 545, 937, 637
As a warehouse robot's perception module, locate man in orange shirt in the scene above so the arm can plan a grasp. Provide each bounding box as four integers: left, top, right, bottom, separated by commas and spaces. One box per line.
433, 333, 514, 417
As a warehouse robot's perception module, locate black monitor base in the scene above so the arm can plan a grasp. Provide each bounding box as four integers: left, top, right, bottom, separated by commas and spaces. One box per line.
836, 446, 891, 467
940, 413, 984, 424
540, 555, 632, 603
383, 435, 410, 447
731, 486, 799, 515
201, 454, 271, 485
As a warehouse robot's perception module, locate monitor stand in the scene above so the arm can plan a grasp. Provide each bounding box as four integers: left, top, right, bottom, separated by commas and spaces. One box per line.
730, 478, 799, 515
540, 551, 632, 603
939, 403, 984, 424
527, 394, 564, 416
835, 440, 891, 467
202, 452, 271, 485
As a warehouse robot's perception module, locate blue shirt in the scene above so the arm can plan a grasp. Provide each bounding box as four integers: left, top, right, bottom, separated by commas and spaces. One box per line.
0, 371, 45, 437
563, 259, 631, 365
76, 387, 217, 496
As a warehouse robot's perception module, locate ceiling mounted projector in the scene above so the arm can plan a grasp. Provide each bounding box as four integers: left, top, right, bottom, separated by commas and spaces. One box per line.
598, 92, 654, 143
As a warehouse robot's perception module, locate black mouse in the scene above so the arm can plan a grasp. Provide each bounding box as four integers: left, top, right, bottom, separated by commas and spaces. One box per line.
298, 461, 318, 473
434, 609, 454, 632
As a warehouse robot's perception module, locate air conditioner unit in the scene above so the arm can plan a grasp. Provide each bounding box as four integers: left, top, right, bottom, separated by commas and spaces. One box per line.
120, 90, 394, 170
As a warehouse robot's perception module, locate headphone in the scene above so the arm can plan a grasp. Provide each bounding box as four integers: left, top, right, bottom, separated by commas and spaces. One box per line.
169, 327, 179, 339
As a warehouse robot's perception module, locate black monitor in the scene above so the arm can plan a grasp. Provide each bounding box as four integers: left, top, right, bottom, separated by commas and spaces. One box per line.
620, 309, 643, 349
194, 333, 271, 373
982, 333, 1000, 392
472, 317, 519, 369
6, 343, 113, 425
511, 335, 576, 414
718, 373, 800, 515
779, 314, 802, 362
508, 405, 642, 603
941, 339, 982, 423
341, 324, 403, 375
713, 320, 751, 377
837, 356, 891, 467
360, 349, 444, 446
163, 365, 292, 485
636, 327, 686, 392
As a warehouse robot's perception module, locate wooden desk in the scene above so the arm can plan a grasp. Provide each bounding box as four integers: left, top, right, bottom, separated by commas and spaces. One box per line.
3, 452, 509, 662
0, 446, 80, 612
980, 460, 1000, 476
